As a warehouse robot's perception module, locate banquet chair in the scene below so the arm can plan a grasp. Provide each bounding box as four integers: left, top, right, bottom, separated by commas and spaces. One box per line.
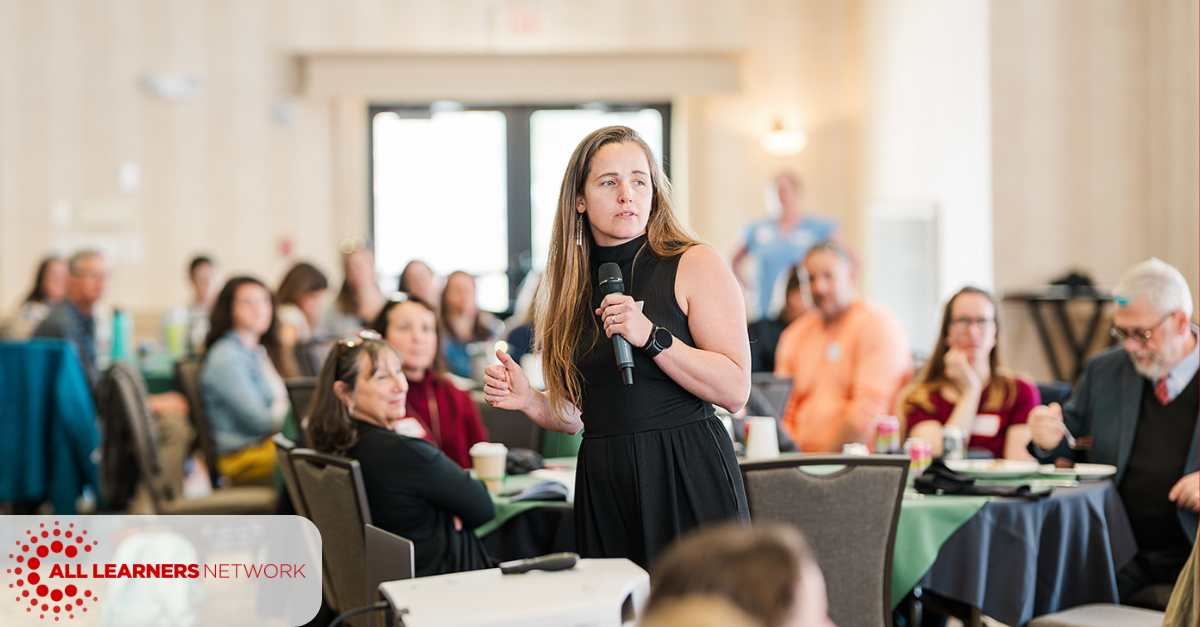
284, 377, 318, 427
740, 454, 908, 627
101, 363, 277, 514
290, 449, 413, 627
174, 358, 224, 488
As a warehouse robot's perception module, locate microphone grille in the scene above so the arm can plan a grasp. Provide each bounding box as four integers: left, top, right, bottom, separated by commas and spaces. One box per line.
598, 262, 624, 295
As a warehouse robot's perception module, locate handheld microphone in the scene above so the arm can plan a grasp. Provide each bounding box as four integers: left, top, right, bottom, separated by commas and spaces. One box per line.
598, 262, 635, 386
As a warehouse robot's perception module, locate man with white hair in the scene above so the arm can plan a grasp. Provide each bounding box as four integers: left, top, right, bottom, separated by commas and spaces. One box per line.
1030, 258, 1198, 604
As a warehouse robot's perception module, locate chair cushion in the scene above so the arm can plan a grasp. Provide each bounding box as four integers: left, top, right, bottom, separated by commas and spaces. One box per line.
1028, 604, 1164, 627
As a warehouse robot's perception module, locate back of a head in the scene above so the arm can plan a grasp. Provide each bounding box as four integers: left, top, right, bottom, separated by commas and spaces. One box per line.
639, 596, 765, 627
1113, 258, 1194, 318
647, 523, 815, 627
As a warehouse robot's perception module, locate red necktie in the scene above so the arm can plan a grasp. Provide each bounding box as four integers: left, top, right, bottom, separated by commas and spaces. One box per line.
1155, 377, 1171, 405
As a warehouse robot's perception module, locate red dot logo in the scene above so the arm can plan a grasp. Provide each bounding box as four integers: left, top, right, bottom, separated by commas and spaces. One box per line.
7, 522, 98, 620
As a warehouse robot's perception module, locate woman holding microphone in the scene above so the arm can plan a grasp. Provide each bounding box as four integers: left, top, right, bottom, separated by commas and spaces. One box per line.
483, 126, 750, 568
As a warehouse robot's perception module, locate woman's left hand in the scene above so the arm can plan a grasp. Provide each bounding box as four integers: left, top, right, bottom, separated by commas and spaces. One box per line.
597, 294, 653, 349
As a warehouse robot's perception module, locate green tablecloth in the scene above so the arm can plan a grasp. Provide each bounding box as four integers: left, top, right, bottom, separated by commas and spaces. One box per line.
474, 457, 576, 538
474, 456, 995, 609
891, 492, 992, 607
139, 353, 179, 394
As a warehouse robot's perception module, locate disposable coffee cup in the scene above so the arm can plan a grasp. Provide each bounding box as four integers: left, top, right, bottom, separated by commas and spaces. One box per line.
469, 442, 508, 494
745, 416, 781, 460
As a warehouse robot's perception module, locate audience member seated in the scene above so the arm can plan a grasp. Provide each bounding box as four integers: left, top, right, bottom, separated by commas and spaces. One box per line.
184, 255, 222, 351
320, 243, 386, 339
372, 294, 488, 468
749, 264, 811, 372
645, 523, 835, 627
275, 261, 329, 378
3, 256, 68, 339
775, 241, 912, 452
200, 277, 288, 484
398, 259, 441, 312
440, 270, 496, 379
898, 287, 1038, 459
1029, 258, 1198, 605
305, 332, 494, 577
35, 250, 193, 494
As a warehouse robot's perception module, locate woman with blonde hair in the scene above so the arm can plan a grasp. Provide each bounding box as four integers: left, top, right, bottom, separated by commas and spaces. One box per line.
483, 126, 750, 568
898, 286, 1039, 459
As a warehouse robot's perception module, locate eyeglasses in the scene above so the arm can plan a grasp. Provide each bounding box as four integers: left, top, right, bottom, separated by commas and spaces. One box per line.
1110, 313, 1172, 345
949, 317, 995, 331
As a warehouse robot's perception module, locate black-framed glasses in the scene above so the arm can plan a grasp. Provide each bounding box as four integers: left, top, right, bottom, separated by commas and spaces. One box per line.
949, 317, 995, 331
1110, 313, 1173, 345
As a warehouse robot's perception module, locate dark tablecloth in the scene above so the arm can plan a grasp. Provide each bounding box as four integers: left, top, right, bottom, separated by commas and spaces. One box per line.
920, 480, 1137, 627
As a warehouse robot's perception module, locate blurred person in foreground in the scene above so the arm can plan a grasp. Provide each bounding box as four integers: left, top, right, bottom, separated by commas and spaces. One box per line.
775, 241, 912, 452
483, 126, 750, 569
645, 523, 835, 627
305, 331, 494, 576
4, 255, 68, 338
200, 277, 288, 484
1029, 258, 1198, 604
372, 294, 488, 468
275, 261, 329, 378
35, 251, 193, 492
898, 287, 1038, 460
732, 173, 839, 322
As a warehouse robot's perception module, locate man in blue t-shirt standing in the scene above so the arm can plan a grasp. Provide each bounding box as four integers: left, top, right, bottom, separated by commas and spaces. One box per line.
732, 173, 839, 322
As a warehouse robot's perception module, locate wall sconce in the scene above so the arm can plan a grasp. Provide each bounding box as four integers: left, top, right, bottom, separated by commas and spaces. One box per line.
760, 119, 807, 157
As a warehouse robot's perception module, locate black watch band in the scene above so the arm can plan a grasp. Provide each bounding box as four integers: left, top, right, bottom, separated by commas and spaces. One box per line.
642, 326, 673, 358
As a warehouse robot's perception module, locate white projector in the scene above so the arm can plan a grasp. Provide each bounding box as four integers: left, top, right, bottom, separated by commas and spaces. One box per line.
377, 557, 650, 627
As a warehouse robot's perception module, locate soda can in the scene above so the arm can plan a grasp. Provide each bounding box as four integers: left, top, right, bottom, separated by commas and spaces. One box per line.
904, 437, 932, 477
842, 442, 870, 456
942, 425, 965, 461
874, 415, 902, 454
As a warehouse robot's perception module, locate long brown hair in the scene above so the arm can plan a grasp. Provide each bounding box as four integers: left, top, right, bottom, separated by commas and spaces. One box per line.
277, 262, 328, 307
305, 337, 399, 454
901, 286, 1018, 416
536, 126, 701, 416
25, 256, 64, 304
646, 523, 816, 627
203, 276, 282, 367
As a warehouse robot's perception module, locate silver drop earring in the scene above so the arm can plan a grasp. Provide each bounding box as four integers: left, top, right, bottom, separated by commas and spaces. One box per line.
346, 404, 355, 418
576, 215, 584, 246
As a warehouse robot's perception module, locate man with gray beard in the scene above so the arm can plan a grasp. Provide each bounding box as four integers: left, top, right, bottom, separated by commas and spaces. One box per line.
1030, 258, 1198, 606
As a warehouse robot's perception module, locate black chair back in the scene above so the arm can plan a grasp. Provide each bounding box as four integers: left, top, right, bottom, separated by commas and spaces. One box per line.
740, 454, 909, 627
285, 377, 318, 429
290, 448, 373, 627
175, 358, 222, 488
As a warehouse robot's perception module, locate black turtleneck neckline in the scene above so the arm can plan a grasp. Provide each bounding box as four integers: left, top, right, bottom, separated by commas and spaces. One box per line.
593, 233, 648, 266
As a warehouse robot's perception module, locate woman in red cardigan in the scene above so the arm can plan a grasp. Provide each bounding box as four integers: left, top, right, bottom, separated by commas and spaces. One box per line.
373, 294, 488, 467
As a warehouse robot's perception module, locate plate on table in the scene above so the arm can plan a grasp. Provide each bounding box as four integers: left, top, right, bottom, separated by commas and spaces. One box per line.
945, 459, 1041, 479
1038, 463, 1118, 480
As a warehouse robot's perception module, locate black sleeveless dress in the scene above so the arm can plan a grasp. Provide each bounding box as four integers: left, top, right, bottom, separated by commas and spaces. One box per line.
574, 235, 749, 569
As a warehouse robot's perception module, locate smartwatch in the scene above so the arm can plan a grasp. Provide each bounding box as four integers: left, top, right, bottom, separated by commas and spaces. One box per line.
642, 326, 674, 358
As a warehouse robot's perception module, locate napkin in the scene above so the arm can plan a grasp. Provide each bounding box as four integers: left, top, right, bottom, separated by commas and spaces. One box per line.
914, 461, 1050, 499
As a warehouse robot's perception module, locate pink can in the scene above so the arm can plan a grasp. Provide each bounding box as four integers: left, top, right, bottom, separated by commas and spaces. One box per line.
904, 437, 932, 478
874, 415, 902, 454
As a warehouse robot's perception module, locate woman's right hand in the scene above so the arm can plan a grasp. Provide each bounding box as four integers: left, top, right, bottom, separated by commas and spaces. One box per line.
482, 349, 533, 412
943, 348, 981, 393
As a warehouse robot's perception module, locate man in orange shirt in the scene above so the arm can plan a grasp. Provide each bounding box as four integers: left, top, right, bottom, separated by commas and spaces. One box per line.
775, 242, 912, 452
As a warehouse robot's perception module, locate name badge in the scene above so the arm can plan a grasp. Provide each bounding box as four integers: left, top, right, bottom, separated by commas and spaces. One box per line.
393, 417, 428, 439
972, 414, 1001, 437
825, 341, 843, 362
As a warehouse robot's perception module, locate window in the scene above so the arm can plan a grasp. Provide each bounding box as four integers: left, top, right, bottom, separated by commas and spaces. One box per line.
370, 104, 669, 314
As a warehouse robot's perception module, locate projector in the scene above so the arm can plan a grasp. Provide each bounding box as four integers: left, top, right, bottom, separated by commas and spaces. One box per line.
377, 557, 649, 627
